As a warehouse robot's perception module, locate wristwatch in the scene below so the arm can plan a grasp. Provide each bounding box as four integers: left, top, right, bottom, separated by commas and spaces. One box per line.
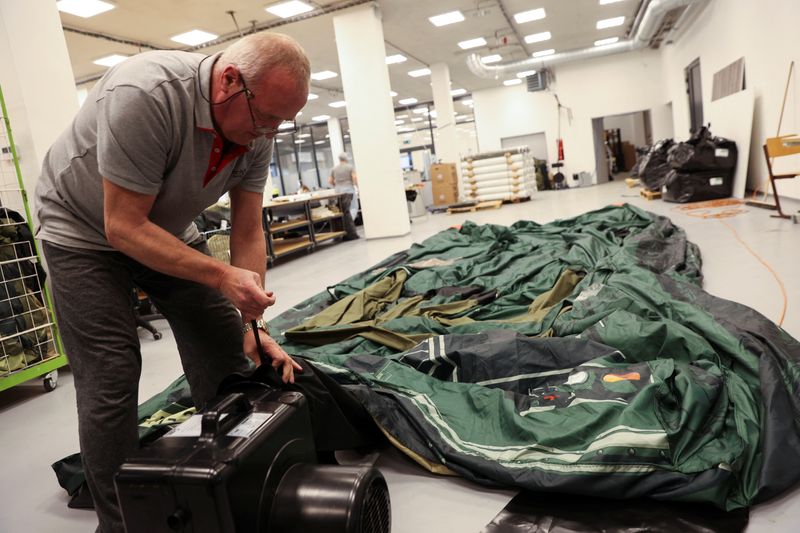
242, 319, 269, 336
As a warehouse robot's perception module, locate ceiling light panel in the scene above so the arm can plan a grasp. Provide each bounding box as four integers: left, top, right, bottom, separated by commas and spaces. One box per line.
93, 54, 128, 67
399, 98, 418, 105
265, 1, 313, 18
390, 91, 398, 97
408, 68, 431, 78
450, 88, 467, 97
594, 37, 620, 46
57, 0, 114, 18
385, 54, 407, 64
599, 0, 626, 4
429, 11, 465, 27
307, 93, 319, 100
503, 79, 522, 86
513, 8, 546, 24
171, 30, 218, 46
524, 31, 551, 44
312, 114, 331, 122
328, 101, 347, 108
532, 49, 556, 58
481, 54, 502, 64
458, 37, 487, 50
311, 70, 338, 80
516, 70, 537, 78
597, 16, 626, 29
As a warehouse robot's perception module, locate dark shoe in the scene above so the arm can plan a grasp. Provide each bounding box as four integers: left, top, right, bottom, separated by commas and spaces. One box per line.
343, 235, 360, 241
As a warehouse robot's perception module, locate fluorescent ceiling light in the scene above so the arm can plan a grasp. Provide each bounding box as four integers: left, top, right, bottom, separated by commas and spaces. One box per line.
408, 68, 431, 77
411, 117, 423, 122
278, 123, 295, 130
344, 134, 349, 138
503, 79, 523, 86
524, 31, 552, 44
57, 0, 114, 18
399, 97, 418, 105
395, 119, 405, 125
594, 37, 620, 46
297, 133, 311, 138
396, 114, 408, 118
514, 8, 546, 24
458, 37, 487, 50
311, 70, 338, 81
314, 140, 326, 145
307, 93, 319, 100
532, 48, 556, 58
390, 91, 398, 97
597, 16, 625, 29
93, 54, 128, 67
429, 110, 438, 118
265, 1, 313, 18
599, 0, 626, 4
429, 10, 465, 27
481, 54, 502, 64
312, 114, 331, 122
516, 69, 537, 78
328, 100, 347, 108
171, 30, 218, 46
295, 140, 305, 144
412, 107, 428, 114
385, 54, 407, 64
275, 139, 283, 143
450, 88, 467, 97
462, 99, 473, 106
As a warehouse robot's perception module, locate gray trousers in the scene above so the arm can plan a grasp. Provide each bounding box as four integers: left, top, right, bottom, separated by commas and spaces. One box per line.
42, 241, 250, 533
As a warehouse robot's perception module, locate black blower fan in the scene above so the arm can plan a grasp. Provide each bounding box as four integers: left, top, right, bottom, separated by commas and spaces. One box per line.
115, 387, 391, 533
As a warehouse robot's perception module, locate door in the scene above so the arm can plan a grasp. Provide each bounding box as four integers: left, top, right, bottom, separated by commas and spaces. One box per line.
685, 58, 704, 134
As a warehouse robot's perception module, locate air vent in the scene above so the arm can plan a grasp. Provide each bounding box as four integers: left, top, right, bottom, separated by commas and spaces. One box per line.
526, 70, 548, 92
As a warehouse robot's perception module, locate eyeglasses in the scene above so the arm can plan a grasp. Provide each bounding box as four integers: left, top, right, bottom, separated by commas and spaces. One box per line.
238, 71, 298, 136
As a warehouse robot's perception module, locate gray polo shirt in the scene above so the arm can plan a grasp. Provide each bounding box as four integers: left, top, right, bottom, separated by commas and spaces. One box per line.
331, 163, 355, 188
35, 50, 272, 251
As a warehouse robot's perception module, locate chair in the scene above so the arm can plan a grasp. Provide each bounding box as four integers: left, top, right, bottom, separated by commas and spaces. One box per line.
763, 135, 800, 221
133, 288, 162, 340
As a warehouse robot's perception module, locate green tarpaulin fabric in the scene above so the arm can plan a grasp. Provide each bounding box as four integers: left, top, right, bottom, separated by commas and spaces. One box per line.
53, 204, 800, 511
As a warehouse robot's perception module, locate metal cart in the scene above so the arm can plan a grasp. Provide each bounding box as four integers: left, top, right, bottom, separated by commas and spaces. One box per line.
0, 83, 67, 393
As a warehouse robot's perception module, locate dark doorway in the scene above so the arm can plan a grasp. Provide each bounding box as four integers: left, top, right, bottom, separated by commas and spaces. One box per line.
685, 58, 704, 134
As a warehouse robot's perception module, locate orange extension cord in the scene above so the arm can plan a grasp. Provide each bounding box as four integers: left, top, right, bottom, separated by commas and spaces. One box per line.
673, 199, 788, 326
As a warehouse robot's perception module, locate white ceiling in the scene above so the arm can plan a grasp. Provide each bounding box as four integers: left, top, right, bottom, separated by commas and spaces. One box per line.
60, 0, 642, 125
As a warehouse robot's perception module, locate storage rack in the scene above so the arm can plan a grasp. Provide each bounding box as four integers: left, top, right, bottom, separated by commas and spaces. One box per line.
460, 147, 537, 202
263, 191, 349, 263
0, 83, 67, 393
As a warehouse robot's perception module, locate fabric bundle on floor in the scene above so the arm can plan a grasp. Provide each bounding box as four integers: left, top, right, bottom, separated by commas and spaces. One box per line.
53, 204, 800, 511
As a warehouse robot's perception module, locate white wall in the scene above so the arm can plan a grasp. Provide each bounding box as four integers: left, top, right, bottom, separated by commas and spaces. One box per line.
0, 0, 78, 220
651, 102, 675, 141
661, 0, 800, 198
603, 112, 647, 147
474, 48, 665, 182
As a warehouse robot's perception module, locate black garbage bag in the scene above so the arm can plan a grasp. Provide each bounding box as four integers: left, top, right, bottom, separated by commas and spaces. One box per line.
662, 169, 734, 203
638, 139, 674, 191
667, 125, 737, 172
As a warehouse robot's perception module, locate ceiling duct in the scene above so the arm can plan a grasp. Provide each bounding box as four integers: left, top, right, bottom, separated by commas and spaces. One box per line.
467, 0, 707, 79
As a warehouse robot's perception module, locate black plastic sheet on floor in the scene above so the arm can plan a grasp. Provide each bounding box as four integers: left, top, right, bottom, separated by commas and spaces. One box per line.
481, 491, 749, 533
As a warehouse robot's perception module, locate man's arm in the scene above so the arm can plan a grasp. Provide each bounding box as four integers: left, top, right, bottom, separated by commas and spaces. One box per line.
102, 178, 272, 321
228, 185, 302, 382
328, 173, 335, 187
352, 171, 358, 187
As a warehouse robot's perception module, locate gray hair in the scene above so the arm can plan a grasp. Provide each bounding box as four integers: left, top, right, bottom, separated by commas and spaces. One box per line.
220, 32, 310, 87
338, 152, 349, 162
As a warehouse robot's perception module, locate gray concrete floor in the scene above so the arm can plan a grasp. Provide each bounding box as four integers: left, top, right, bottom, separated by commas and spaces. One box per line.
1, 179, 798, 532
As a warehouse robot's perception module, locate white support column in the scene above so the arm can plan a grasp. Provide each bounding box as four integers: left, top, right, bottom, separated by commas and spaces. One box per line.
430, 62, 462, 199
327, 117, 345, 161
333, 4, 409, 239
0, 0, 78, 222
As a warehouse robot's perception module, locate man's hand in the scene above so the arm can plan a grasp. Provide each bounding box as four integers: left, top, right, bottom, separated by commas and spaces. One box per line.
243, 329, 302, 383
218, 266, 276, 321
